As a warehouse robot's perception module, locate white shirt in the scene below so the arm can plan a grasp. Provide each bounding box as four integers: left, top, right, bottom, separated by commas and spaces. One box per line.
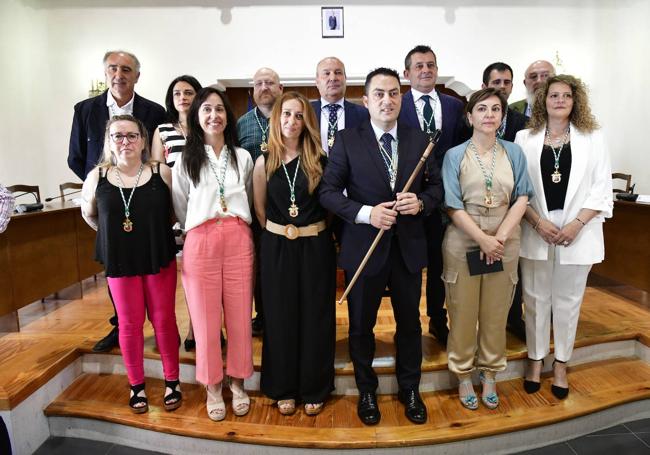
355, 121, 399, 224
410, 88, 442, 133
319, 97, 346, 154
106, 90, 135, 117
172, 145, 254, 232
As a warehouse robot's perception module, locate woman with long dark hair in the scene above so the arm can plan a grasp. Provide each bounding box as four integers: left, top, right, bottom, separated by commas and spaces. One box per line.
172, 87, 254, 421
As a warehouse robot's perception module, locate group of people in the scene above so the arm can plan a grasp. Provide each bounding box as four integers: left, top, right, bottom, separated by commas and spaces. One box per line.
72, 46, 612, 426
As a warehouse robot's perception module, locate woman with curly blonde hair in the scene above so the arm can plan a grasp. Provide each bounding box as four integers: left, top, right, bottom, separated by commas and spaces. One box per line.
515, 75, 612, 399
252, 91, 336, 416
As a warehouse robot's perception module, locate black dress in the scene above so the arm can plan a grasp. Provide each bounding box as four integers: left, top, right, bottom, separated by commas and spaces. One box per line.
260, 155, 336, 403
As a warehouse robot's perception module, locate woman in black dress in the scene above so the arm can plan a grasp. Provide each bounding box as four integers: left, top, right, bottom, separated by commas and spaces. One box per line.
252, 91, 336, 416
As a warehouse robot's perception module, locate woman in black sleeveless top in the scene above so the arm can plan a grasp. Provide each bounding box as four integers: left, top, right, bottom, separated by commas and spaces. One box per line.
81, 115, 180, 414
252, 92, 336, 416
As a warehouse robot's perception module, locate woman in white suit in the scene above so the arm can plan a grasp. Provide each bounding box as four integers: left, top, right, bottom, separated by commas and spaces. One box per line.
515, 74, 612, 399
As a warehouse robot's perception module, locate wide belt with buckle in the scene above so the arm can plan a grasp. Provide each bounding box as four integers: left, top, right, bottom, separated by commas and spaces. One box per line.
265, 219, 326, 240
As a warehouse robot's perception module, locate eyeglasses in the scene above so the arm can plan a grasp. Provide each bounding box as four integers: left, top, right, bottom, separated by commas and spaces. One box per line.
110, 132, 141, 143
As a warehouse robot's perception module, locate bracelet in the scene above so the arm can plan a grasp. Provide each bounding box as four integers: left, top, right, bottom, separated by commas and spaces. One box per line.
575, 217, 586, 226
533, 217, 542, 231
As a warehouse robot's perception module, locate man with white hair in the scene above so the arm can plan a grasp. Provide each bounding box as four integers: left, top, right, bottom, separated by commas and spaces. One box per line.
509, 60, 556, 118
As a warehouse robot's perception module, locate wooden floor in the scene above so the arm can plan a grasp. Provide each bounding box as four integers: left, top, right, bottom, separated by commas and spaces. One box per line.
3, 266, 650, 447
44, 358, 650, 448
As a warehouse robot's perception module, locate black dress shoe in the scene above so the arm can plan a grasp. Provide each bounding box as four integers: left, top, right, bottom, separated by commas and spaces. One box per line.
428, 320, 449, 347
357, 391, 380, 425
251, 316, 263, 336
507, 320, 527, 342
398, 388, 427, 424
92, 327, 119, 352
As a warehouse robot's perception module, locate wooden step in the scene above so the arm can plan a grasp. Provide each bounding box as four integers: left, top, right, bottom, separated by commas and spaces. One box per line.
44, 357, 650, 449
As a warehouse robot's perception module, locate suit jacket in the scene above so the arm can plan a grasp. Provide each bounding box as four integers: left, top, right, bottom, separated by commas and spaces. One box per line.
398, 90, 464, 171
68, 90, 166, 180
509, 99, 529, 117
515, 126, 613, 265
319, 121, 443, 276
310, 99, 369, 130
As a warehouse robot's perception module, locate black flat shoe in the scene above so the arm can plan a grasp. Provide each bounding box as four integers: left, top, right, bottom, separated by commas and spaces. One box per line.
428, 319, 449, 347
398, 388, 427, 424
551, 360, 569, 399
357, 391, 380, 426
92, 327, 119, 352
184, 337, 195, 352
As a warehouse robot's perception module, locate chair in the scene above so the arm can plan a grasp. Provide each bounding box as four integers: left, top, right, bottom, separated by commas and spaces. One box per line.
59, 182, 83, 200
612, 173, 632, 193
7, 184, 41, 203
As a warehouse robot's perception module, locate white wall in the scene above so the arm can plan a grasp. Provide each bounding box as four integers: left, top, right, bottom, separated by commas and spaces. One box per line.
1, 0, 648, 197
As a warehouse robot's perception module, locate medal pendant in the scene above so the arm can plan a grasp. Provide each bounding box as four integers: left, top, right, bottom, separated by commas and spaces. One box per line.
484, 192, 493, 206
288, 203, 299, 218
260, 142, 268, 152
328, 136, 335, 148
220, 195, 228, 212
551, 170, 562, 183
122, 217, 133, 232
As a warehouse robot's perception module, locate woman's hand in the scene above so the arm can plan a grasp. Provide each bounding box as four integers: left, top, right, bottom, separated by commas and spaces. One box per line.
551, 219, 582, 247
479, 234, 504, 265
535, 219, 561, 244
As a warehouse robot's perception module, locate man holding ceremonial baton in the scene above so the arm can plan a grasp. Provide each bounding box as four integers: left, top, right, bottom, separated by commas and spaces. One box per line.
320, 68, 443, 426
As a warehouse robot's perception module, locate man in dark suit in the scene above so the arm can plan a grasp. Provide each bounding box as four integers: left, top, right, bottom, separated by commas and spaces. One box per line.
311, 56, 368, 154
320, 68, 443, 426
68, 50, 165, 352
398, 45, 463, 347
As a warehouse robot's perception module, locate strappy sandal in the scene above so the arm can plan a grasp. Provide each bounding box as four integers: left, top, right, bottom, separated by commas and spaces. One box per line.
458, 378, 479, 410
277, 399, 296, 415
206, 383, 226, 421
129, 383, 148, 414
228, 377, 250, 417
164, 379, 182, 411
479, 371, 499, 410
304, 402, 324, 416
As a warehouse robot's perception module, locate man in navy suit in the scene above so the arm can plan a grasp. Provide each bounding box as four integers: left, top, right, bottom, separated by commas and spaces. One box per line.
68, 50, 165, 352
321, 68, 442, 426
398, 45, 463, 347
311, 57, 368, 154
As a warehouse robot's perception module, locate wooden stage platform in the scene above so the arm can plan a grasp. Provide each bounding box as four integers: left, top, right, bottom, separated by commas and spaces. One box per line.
1, 269, 650, 454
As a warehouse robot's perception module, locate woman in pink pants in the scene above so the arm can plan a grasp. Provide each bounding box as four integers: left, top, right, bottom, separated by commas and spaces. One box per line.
81, 115, 181, 414
172, 87, 254, 421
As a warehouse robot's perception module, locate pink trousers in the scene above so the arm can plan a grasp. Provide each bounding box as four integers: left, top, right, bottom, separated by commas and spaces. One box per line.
107, 260, 179, 385
182, 217, 254, 385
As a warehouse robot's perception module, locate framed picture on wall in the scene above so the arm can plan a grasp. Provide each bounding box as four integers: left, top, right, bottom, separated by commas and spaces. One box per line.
322, 7, 343, 38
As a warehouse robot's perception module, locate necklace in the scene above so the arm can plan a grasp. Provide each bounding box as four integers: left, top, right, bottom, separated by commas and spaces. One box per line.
254, 108, 270, 152
469, 139, 498, 206
206, 147, 230, 212
378, 139, 399, 188
496, 110, 508, 139
281, 156, 301, 218
415, 100, 436, 134
545, 127, 570, 183
114, 162, 145, 232
177, 121, 187, 140
326, 106, 344, 148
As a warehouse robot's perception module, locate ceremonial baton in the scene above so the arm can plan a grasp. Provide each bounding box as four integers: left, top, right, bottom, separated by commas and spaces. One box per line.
337, 130, 441, 305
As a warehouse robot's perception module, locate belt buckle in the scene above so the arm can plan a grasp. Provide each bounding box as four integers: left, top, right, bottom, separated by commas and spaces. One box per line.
284, 224, 299, 240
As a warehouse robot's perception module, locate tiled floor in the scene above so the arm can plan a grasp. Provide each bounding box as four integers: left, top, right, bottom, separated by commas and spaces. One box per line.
32, 418, 650, 454
517, 418, 650, 454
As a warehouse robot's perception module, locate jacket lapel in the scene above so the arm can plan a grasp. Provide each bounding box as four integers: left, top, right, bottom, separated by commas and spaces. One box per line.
528, 129, 550, 218
562, 124, 588, 220
394, 125, 413, 192
401, 91, 420, 130
360, 123, 392, 192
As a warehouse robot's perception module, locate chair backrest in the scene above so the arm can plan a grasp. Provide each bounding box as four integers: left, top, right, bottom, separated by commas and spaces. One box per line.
7, 184, 41, 203
612, 173, 632, 193
59, 182, 83, 200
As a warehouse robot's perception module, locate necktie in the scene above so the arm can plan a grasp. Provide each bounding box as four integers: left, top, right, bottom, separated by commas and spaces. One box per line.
380, 133, 396, 188
327, 104, 340, 149
420, 94, 436, 135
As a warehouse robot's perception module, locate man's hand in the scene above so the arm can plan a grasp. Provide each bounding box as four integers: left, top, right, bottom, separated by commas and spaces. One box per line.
370, 201, 398, 230
395, 192, 420, 216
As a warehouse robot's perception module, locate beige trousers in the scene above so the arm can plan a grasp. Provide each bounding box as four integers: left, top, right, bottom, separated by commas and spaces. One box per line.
442, 205, 520, 379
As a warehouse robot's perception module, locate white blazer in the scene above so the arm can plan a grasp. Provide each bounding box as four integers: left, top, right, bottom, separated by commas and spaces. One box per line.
515, 125, 613, 265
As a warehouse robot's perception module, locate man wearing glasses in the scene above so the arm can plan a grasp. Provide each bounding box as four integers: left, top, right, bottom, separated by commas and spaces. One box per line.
509, 59, 556, 118
68, 50, 165, 353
